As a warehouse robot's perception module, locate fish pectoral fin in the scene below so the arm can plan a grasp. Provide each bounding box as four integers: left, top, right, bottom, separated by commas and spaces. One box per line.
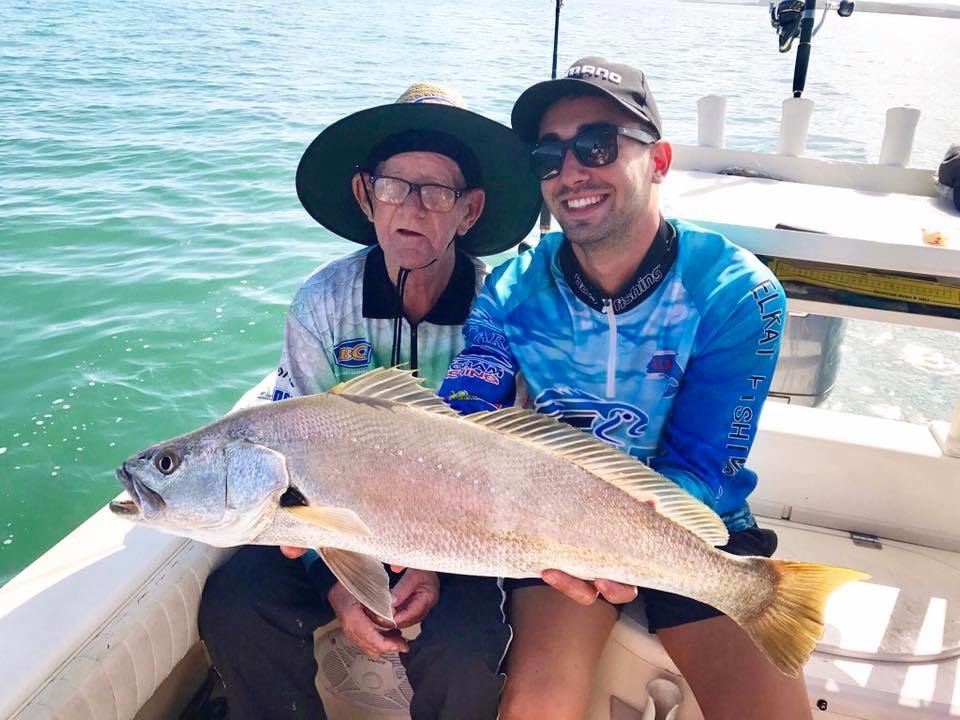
283, 505, 374, 537
320, 547, 394, 624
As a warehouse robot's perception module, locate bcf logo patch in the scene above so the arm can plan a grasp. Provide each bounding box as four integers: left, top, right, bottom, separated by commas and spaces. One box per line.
333, 338, 372, 368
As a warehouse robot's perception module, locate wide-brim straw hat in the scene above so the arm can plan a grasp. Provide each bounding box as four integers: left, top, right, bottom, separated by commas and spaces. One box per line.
296, 83, 542, 257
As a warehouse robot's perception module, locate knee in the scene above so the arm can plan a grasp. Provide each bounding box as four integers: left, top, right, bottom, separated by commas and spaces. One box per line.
499, 676, 587, 720
499, 689, 568, 720
406, 649, 503, 720
420, 648, 502, 687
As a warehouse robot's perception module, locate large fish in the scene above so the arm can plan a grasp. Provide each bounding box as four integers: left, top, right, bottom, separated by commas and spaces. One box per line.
110, 368, 867, 676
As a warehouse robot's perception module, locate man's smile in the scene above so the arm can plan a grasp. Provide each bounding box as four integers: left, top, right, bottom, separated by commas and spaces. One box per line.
565, 194, 605, 210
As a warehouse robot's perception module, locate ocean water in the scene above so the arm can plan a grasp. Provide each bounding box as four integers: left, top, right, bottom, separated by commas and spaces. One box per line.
1, 0, 958, 585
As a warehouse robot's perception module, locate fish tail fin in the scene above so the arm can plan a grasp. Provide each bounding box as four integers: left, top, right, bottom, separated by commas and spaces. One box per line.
741, 560, 869, 677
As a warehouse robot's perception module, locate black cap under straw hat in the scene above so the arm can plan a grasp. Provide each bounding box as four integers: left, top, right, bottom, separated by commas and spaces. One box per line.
512, 57, 664, 144
296, 83, 542, 257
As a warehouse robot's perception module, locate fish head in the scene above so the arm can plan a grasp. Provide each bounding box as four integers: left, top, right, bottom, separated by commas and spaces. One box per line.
109, 424, 290, 547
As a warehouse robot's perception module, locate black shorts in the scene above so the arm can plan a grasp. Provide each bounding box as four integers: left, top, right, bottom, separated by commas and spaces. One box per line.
506, 525, 778, 632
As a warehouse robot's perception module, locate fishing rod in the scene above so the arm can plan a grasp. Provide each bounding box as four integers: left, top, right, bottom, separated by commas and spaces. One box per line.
538, 0, 564, 240
792, 0, 817, 97
770, 0, 853, 97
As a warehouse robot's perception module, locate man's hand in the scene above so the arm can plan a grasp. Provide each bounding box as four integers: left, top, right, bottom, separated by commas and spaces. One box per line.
328, 581, 409, 660
541, 569, 639, 605
326, 567, 440, 660
390, 568, 440, 628
280, 545, 307, 559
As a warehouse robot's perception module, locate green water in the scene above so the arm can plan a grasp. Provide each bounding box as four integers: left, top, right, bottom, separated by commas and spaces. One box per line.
2, 0, 958, 585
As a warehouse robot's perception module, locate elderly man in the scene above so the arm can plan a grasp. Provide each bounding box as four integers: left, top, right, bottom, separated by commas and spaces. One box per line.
439, 58, 807, 720
199, 83, 540, 720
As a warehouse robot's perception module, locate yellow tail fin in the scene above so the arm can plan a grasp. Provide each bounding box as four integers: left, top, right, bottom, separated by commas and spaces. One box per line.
742, 560, 869, 677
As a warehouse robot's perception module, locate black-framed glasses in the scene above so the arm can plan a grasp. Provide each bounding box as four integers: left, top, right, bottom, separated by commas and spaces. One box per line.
367, 174, 467, 213
530, 123, 657, 181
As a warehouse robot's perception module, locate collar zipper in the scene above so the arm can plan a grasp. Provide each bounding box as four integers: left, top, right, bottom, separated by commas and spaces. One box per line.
602, 298, 617, 398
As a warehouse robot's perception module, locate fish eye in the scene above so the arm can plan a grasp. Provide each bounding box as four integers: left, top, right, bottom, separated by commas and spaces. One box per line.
154, 449, 180, 475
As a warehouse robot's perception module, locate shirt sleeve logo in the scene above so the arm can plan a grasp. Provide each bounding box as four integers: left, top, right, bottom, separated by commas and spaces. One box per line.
333, 338, 373, 368
646, 351, 684, 398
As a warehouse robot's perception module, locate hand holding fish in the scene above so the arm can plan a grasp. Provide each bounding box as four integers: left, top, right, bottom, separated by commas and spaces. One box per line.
328, 568, 439, 659
328, 580, 408, 659
389, 568, 440, 628
542, 569, 639, 605
279, 545, 308, 559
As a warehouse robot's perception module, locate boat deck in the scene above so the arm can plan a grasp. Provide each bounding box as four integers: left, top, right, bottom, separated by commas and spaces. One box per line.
663, 164, 960, 334
665, 169, 958, 275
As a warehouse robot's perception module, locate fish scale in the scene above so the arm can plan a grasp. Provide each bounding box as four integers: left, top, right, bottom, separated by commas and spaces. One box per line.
274, 397, 686, 582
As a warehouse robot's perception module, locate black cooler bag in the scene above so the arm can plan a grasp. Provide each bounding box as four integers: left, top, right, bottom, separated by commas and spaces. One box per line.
938, 144, 960, 211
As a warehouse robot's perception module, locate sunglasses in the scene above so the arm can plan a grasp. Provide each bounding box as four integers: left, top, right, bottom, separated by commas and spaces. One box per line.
530, 123, 657, 181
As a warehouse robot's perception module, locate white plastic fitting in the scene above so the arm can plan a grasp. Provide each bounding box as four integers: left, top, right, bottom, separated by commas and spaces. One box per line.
697, 95, 727, 149
777, 97, 815, 157
879, 106, 921, 167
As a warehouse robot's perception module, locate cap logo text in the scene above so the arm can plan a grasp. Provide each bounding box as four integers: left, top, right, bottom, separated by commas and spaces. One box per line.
566, 65, 622, 84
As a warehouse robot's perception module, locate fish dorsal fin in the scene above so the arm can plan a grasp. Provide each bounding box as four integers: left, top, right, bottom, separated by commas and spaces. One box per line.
468, 407, 729, 546
329, 367, 458, 417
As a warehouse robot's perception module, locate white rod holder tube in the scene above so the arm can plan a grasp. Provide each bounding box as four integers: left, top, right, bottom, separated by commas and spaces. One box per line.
933, 401, 960, 458
777, 98, 814, 157
948, 402, 960, 456
879, 106, 921, 167
697, 95, 727, 148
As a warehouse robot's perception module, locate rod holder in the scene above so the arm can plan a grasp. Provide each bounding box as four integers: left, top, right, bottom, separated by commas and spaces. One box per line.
777, 97, 814, 157
931, 401, 960, 458
697, 95, 727, 148
879, 106, 921, 167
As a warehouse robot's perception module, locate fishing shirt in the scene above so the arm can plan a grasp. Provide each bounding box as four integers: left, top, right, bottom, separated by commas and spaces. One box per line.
438, 218, 786, 530
273, 245, 487, 399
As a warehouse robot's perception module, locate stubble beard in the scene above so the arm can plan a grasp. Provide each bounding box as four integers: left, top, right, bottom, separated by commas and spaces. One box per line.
558, 201, 637, 256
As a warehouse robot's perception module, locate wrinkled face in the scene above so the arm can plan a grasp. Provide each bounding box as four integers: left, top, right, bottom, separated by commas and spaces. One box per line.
537, 95, 666, 249
110, 422, 289, 547
353, 151, 485, 273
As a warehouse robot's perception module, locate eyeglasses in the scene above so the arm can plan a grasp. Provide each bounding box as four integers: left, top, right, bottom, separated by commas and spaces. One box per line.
367, 175, 467, 213
530, 123, 657, 181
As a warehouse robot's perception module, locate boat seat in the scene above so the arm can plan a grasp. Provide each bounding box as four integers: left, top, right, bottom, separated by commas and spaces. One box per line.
0, 505, 233, 720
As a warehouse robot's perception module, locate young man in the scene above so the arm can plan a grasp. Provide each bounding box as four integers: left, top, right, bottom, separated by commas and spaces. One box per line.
439, 58, 808, 719
198, 83, 541, 720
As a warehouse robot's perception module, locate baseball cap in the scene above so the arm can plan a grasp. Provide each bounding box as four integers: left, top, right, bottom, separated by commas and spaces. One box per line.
512, 57, 663, 143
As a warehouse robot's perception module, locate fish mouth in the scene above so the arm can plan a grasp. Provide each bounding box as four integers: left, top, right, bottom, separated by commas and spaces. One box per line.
109, 463, 167, 519
109, 498, 140, 517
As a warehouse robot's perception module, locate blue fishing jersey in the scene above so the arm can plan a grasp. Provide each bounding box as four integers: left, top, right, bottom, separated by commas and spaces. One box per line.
438, 219, 785, 530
